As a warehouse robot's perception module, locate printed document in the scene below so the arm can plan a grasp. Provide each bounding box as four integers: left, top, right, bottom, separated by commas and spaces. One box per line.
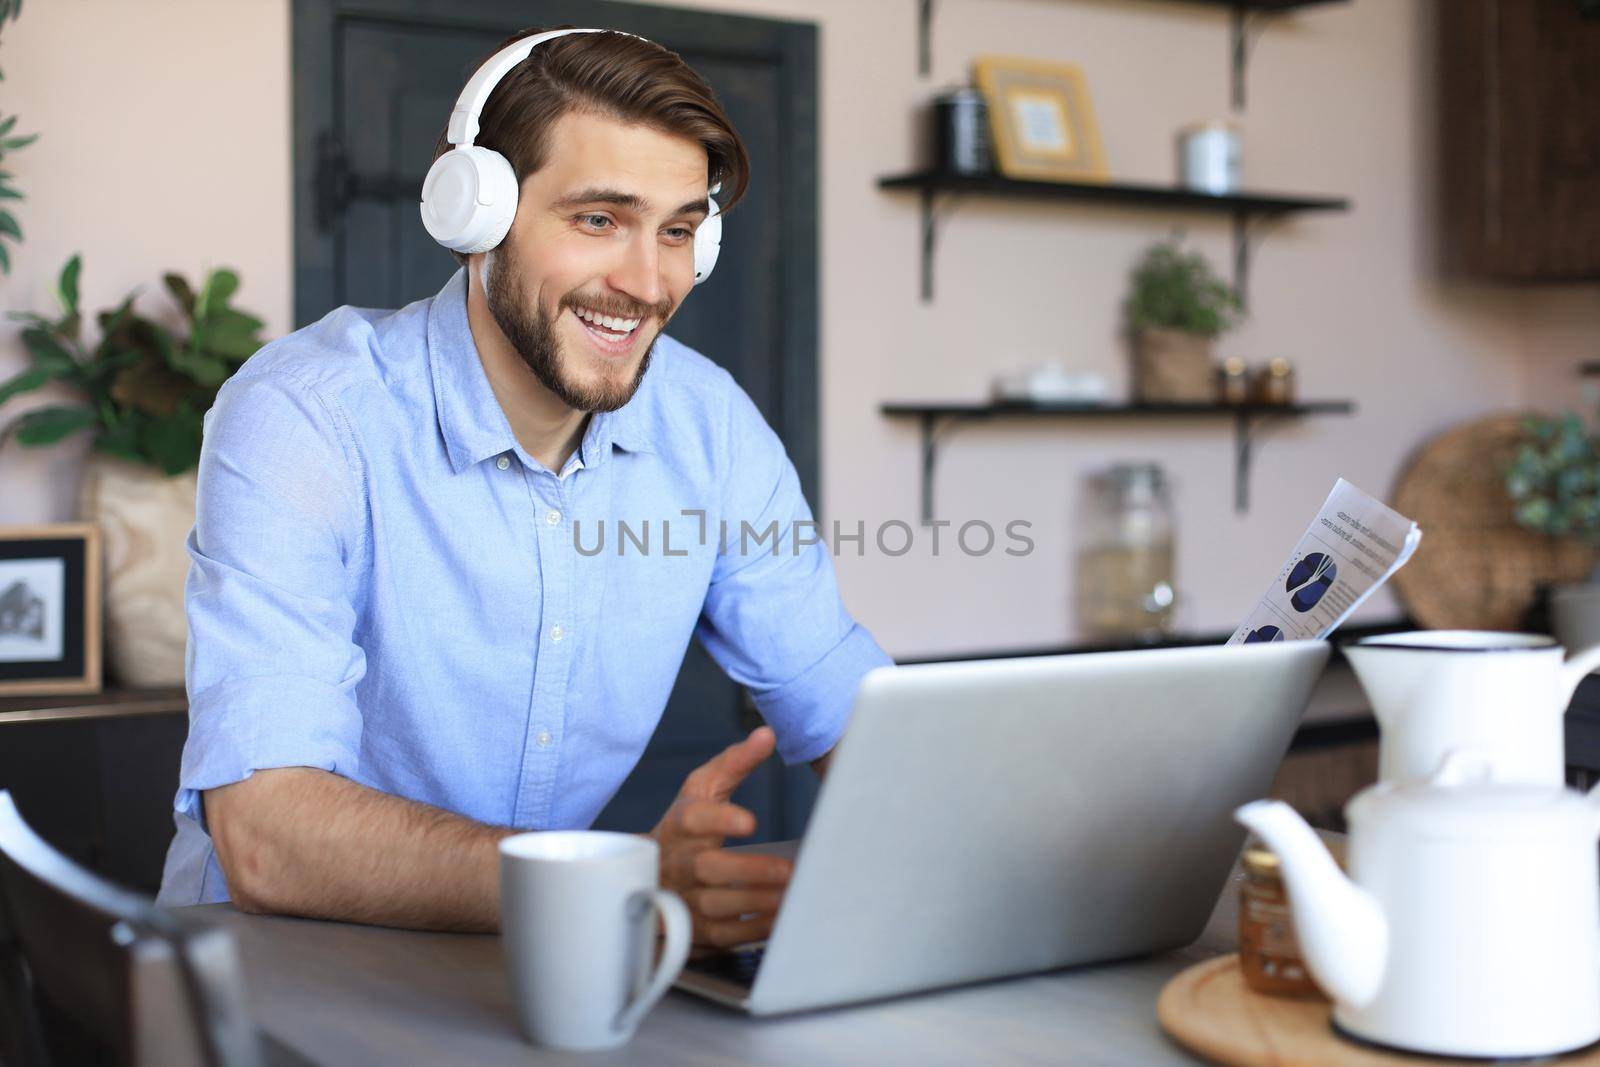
1227, 478, 1421, 644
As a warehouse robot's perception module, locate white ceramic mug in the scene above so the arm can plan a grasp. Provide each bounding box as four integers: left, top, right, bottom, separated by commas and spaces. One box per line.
499, 831, 690, 1051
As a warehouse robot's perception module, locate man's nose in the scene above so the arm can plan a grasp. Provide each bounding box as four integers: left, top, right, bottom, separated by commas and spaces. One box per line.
605, 233, 666, 310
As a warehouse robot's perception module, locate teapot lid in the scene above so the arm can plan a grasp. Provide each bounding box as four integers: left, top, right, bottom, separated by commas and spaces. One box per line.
1348, 753, 1597, 839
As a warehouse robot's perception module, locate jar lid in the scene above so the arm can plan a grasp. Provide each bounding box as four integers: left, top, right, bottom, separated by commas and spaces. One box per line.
1242, 847, 1279, 877
1179, 119, 1237, 135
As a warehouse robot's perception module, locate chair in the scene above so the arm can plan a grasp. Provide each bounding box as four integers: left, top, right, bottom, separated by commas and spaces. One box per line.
0, 789, 266, 1067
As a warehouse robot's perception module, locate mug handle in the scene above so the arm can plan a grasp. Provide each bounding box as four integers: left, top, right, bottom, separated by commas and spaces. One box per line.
613, 889, 691, 1038
1561, 642, 1600, 704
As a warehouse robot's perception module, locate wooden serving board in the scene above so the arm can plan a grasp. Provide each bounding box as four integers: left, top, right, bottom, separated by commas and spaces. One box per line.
1157, 955, 1600, 1066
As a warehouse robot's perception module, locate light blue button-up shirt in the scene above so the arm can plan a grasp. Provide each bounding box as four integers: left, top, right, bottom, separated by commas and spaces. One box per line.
157, 268, 890, 906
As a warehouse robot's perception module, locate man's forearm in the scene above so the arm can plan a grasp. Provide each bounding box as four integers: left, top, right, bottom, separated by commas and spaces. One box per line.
205, 767, 511, 932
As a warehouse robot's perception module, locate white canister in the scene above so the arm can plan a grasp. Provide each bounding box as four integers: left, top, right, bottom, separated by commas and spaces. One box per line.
1177, 122, 1241, 195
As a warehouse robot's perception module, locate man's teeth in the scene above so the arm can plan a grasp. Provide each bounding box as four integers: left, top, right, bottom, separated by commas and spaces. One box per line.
574, 306, 640, 334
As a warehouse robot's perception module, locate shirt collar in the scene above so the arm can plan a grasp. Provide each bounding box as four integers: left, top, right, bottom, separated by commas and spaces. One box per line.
427, 268, 656, 475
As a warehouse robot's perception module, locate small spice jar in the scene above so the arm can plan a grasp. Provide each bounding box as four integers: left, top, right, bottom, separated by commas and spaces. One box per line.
1237, 846, 1323, 998
1217, 356, 1250, 404
1251, 358, 1295, 405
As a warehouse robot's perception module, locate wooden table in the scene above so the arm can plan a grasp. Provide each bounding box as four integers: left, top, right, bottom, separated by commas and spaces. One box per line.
192, 860, 1257, 1067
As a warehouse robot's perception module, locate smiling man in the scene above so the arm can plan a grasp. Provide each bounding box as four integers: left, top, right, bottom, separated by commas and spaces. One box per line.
156, 28, 891, 943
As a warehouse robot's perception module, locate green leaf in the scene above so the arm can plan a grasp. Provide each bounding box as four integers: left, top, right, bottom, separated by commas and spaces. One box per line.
196, 268, 241, 320
0, 210, 20, 240
199, 325, 261, 362
0, 116, 16, 141
0, 185, 21, 201
0, 134, 35, 151
163, 272, 195, 315
0, 365, 57, 406
56, 255, 81, 314
207, 306, 265, 334
140, 407, 202, 474
0, 239, 9, 275
19, 327, 75, 373
10, 405, 95, 447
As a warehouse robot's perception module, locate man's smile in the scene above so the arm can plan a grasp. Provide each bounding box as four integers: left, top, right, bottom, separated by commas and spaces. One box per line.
568, 303, 644, 356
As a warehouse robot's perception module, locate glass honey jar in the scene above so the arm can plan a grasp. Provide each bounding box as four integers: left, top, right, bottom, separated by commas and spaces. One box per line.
1238, 846, 1323, 999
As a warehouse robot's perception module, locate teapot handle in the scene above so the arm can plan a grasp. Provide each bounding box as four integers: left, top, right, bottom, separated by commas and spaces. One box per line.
1560, 642, 1600, 705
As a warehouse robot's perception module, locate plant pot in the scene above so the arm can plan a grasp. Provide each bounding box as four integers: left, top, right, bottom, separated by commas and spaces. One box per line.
77, 455, 197, 688
1132, 328, 1217, 403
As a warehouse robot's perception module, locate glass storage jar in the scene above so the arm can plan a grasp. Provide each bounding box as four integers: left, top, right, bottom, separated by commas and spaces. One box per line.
1074, 463, 1177, 640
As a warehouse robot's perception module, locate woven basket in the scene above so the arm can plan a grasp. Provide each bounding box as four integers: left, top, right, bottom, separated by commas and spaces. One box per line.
1132, 328, 1216, 403
1390, 413, 1598, 631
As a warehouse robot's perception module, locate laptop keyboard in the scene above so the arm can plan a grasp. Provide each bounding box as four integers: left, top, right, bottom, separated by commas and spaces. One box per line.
683, 945, 765, 991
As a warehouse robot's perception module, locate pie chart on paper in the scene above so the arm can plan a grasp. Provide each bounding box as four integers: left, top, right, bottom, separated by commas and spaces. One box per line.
1244, 625, 1283, 643
1285, 553, 1337, 613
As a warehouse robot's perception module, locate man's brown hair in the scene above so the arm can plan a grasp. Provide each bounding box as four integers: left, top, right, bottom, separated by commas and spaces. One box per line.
432, 27, 750, 267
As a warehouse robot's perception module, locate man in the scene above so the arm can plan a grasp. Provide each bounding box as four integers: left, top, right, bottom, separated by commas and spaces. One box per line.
156, 28, 891, 946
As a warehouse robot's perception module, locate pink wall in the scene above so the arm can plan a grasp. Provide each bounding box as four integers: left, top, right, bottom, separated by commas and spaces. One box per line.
2, 0, 1596, 658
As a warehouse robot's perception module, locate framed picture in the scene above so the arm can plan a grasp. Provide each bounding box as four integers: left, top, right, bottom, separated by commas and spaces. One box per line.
973, 56, 1109, 183
0, 524, 102, 696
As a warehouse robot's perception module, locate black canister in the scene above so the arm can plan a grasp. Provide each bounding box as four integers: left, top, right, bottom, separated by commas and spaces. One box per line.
932, 87, 992, 175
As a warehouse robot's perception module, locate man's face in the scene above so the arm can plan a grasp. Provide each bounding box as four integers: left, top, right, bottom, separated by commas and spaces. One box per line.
481, 109, 709, 413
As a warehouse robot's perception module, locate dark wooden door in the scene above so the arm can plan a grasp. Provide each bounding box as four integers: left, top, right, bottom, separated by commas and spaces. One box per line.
292, 0, 820, 838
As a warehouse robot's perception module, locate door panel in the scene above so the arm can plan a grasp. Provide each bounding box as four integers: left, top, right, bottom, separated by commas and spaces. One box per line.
295, 0, 820, 838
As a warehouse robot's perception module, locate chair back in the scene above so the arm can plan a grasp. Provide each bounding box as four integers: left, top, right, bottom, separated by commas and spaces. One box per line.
0, 790, 262, 1067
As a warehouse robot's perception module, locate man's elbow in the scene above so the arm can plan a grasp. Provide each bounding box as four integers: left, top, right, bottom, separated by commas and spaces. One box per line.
204, 773, 291, 913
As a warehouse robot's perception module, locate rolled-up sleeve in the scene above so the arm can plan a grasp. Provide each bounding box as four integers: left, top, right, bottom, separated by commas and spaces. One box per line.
694, 387, 892, 765
175, 367, 368, 827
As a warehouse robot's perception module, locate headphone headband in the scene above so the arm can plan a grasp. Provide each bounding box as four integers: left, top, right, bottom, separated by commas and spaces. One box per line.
447, 28, 630, 147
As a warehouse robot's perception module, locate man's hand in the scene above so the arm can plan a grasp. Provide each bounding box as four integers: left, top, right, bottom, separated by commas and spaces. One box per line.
650, 726, 791, 948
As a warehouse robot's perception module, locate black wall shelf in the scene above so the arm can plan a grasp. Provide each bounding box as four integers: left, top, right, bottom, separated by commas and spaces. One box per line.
915, 0, 1347, 109
878, 170, 1349, 303
881, 399, 1355, 520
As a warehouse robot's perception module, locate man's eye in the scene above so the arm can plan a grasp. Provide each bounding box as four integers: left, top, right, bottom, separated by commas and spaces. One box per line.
579, 214, 612, 230
663, 226, 693, 241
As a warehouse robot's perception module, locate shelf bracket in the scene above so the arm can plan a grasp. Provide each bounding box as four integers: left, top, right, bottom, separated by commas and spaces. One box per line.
1230, 209, 1285, 311
917, 187, 961, 302
1233, 407, 1297, 512
918, 0, 934, 77
1229, 7, 1272, 112
917, 412, 964, 524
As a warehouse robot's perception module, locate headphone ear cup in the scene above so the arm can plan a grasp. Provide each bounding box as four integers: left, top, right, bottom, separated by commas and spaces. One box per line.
420, 146, 519, 254
693, 198, 722, 285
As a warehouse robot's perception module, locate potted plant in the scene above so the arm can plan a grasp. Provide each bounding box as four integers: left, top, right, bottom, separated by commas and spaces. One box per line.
0, 256, 268, 684
1124, 236, 1242, 403
1507, 412, 1600, 652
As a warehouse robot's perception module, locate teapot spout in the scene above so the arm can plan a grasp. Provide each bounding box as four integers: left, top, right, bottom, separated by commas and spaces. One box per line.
1235, 800, 1388, 1008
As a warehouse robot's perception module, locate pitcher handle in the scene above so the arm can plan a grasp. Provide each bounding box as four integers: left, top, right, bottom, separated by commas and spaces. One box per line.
614, 889, 691, 1038
1560, 643, 1600, 705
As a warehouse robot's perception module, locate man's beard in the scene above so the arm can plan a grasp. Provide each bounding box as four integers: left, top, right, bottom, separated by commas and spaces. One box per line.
483, 243, 669, 413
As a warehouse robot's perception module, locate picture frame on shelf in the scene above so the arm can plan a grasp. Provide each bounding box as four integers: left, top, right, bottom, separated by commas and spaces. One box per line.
0, 524, 102, 696
973, 55, 1108, 183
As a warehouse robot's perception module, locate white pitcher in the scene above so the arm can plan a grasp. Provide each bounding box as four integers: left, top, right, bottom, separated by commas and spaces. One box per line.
1345, 630, 1600, 786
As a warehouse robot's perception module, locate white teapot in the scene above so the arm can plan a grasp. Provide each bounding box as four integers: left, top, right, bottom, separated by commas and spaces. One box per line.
1345, 630, 1600, 786
1235, 751, 1600, 1059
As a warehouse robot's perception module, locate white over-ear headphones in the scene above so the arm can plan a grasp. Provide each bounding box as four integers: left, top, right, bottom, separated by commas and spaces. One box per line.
420, 27, 723, 286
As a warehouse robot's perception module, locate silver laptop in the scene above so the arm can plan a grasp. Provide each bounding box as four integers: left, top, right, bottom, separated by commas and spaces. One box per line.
676, 639, 1330, 1014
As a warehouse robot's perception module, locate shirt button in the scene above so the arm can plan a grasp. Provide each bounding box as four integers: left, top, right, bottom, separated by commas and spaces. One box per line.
545, 508, 561, 526
496, 455, 510, 471
536, 730, 552, 748
549, 625, 564, 642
